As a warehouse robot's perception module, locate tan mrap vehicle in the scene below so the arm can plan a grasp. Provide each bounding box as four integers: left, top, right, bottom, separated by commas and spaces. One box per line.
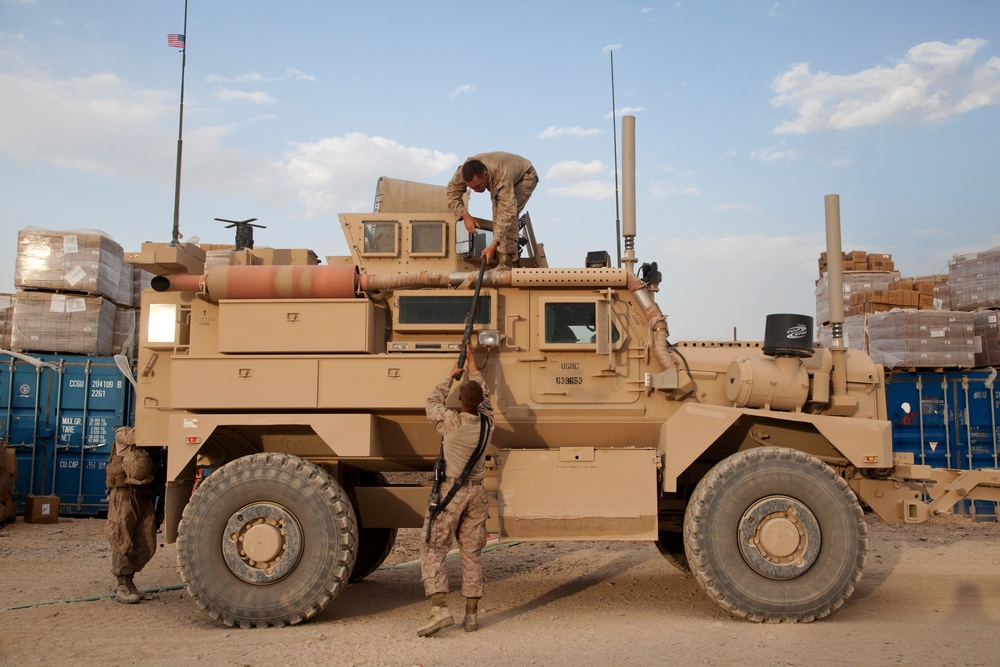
127, 118, 1000, 628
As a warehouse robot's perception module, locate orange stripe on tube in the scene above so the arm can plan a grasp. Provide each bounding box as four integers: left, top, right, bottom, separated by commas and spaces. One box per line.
151, 265, 359, 301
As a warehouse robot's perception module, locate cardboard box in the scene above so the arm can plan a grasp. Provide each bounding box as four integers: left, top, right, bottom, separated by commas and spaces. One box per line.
25, 494, 60, 524
15, 229, 125, 300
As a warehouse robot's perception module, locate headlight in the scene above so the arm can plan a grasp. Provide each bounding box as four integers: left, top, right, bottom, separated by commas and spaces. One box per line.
477, 331, 500, 347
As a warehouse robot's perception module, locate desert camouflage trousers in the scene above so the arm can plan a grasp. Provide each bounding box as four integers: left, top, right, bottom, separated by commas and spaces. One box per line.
420, 483, 489, 599
105, 486, 158, 576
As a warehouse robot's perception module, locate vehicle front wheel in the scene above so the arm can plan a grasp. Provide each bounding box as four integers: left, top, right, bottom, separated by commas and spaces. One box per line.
177, 453, 358, 628
684, 446, 866, 623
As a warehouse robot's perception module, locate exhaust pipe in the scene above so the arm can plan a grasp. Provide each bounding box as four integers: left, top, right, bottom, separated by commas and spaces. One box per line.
622, 115, 636, 274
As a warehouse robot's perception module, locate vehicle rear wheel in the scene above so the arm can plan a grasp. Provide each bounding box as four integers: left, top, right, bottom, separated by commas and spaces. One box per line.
684, 446, 866, 623
177, 452, 358, 628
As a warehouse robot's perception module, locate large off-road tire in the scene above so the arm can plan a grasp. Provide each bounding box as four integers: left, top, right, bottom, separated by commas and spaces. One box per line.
177, 453, 358, 628
684, 447, 866, 623
655, 529, 690, 573
348, 472, 397, 583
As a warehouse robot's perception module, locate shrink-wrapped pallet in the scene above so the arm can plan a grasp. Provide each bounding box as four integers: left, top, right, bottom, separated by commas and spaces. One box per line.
11, 291, 117, 356
949, 247, 1000, 311
866, 310, 975, 369
113, 307, 138, 358
973, 310, 1000, 368
0, 293, 13, 350
815, 271, 900, 326
14, 228, 124, 301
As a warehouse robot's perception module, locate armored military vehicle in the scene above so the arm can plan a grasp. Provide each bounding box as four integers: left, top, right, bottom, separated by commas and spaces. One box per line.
126, 117, 1000, 628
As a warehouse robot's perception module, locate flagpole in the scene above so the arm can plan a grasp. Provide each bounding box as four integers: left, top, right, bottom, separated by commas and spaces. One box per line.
170, 0, 189, 246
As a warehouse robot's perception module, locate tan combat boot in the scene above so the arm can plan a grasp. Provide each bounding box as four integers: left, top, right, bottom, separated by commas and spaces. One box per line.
417, 594, 454, 637
464, 597, 479, 632
115, 575, 140, 604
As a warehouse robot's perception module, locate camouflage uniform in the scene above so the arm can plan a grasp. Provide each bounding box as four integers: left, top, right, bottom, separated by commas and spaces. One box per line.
446, 152, 538, 260
105, 427, 158, 602
420, 371, 494, 599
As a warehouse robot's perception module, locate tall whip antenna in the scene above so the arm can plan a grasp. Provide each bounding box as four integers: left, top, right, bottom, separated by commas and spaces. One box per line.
610, 51, 622, 268
170, 0, 189, 246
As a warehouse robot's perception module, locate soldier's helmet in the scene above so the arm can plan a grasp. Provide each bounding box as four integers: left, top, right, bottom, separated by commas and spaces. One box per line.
123, 448, 155, 485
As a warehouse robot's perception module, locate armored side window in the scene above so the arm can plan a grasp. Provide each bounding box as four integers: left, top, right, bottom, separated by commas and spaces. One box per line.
393, 290, 496, 332
542, 300, 620, 348
410, 220, 448, 257
362, 221, 399, 256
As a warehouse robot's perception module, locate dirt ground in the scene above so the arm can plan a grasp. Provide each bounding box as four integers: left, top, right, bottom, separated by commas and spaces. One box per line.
2, 513, 1000, 667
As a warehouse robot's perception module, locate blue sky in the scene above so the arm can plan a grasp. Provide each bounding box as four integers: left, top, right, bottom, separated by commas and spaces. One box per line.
2, 0, 998, 340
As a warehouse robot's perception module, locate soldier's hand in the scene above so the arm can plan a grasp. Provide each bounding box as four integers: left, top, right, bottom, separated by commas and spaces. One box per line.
450, 361, 464, 380
463, 213, 477, 235
465, 341, 478, 373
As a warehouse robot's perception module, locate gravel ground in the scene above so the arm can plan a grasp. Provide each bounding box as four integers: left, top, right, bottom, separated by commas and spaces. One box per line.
2, 513, 1000, 666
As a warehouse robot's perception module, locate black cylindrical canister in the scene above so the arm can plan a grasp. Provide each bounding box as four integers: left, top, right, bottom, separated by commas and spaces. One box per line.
762, 313, 814, 357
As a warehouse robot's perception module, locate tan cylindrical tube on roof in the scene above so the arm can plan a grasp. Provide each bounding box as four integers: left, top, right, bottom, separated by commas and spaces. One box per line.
151, 265, 359, 301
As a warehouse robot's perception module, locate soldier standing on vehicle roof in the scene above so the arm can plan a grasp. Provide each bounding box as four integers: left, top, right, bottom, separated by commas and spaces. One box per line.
105, 426, 159, 604
417, 342, 494, 637
446, 151, 538, 271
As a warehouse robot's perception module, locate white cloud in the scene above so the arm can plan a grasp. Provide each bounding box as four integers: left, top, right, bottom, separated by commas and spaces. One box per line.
751, 146, 798, 162
0, 70, 174, 169
538, 125, 601, 139
713, 203, 756, 213
604, 105, 645, 120
546, 159, 605, 180
216, 89, 277, 105
650, 181, 702, 198
278, 133, 458, 217
548, 180, 615, 200
545, 160, 613, 200
0, 64, 458, 219
659, 232, 824, 340
206, 69, 316, 84
449, 83, 474, 100
602, 44, 622, 55
771, 38, 1000, 134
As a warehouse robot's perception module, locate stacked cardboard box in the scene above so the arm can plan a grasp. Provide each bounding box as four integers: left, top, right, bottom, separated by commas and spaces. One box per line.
818, 311, 976, 369
948, 247, 1000, 311
915, 274, 950, 311
11, 292, 117, 356
844, 277, 939, 316
10, 229, 150, 356
818, 250, 895, 276
815, 271, 901, 325
201, 245, 320, 269
866, 310, 975, 369
15, 229, 125, 300
0, 294, 13, 350
973, 311, 1000, 368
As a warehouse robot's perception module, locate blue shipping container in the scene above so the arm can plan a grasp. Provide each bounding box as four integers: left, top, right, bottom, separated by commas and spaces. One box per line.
0, 352, 134, 516
886, 369, 1000, 519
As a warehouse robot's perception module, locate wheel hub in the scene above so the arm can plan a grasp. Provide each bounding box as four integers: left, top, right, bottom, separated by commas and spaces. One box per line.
738, 496, 821, 580
222, 502, 303, 584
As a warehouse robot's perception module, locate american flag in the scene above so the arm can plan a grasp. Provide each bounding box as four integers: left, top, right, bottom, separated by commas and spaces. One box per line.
167, 34, 185, 48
